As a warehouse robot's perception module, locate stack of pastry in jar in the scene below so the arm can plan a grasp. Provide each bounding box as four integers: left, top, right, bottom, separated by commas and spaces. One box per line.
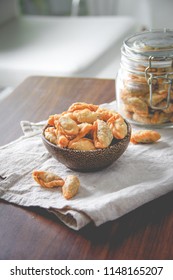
120, 67, 173, 125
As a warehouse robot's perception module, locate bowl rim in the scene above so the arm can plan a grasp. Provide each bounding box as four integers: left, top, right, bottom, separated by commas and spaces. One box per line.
42, 120, 131, 153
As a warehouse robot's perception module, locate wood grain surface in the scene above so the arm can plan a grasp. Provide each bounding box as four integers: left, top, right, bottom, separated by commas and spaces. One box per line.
0, 76, 173, 260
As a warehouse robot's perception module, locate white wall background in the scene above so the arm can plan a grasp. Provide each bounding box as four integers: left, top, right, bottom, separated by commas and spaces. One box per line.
86, 0, 173, 29
19, 0, 173, 29
1, 0, 173, 88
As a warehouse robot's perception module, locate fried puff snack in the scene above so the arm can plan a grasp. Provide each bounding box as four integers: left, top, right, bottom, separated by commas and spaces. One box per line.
68, 138, 96, 150
130, 130, 161, 144
44, 102, 128, 150
58, 115, 79, 136
107, 114, 127, 140
32, 171, 80, 199
62, 175, 80, 200
67, 102, 98, 112
32, 170, 64, 188
93, 119, 113, 148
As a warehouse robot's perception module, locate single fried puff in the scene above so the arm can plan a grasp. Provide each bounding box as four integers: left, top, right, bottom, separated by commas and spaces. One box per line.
130, 130, 161, 144
73, 108, 98, 123
44, 127, 57, 145
68, 102, 98, 112
93, 119, 113, 148
58, 115, 79, 136
107, 114, 127, 139
68, 138, 95, 150
62, 175, 80, 199
96, 107, 118, 121
32, 170, 64, 188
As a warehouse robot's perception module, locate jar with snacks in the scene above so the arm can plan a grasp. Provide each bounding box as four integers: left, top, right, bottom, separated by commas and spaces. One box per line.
116, 29, 173, 126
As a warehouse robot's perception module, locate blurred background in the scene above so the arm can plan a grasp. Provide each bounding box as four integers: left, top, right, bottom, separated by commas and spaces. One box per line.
19, 0, 173, 28
0, 0, 173, 99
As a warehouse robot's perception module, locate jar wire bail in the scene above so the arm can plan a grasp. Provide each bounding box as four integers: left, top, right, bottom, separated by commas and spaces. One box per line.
145, 56, 172, 110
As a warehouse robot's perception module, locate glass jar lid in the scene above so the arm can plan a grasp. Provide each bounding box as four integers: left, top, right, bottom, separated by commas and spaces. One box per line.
124, 29, 173, 58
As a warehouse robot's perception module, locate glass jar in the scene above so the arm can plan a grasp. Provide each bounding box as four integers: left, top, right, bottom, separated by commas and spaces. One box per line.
116, 29, 173, 127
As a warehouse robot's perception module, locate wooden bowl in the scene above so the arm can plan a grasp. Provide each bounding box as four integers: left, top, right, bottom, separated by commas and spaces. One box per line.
42, 121, 131, 172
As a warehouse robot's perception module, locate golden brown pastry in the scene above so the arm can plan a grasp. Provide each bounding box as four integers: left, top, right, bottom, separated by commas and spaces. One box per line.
68, 102, 98, 112
44, 102, 128, 149
124, 97, 149, 116
93, 119, 113, 148
68, 138, 95, 150
58, 115, 79, 136
130, 130, 161, 144
73, 108, 98, 123
32, 170, 64, 188
68, 123, 93, 146
107, 115, 127, 139
62, 175, 80, 199
44, 127, 57, 145
96, 107, 118, 121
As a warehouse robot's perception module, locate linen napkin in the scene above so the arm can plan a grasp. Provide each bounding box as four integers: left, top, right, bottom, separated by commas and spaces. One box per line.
0, 101, 173, 230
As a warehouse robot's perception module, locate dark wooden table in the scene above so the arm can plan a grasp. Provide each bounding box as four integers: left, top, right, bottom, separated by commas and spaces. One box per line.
0, 76, 173, 260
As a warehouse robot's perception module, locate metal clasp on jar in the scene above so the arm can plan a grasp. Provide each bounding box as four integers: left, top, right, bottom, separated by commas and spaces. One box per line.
145, 56, 172, 110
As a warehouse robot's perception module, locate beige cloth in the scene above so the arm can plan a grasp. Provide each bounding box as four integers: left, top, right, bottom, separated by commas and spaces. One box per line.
0, 102, 173, 230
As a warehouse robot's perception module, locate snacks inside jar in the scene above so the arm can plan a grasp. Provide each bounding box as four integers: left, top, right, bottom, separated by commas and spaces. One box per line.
116, 29, 173, 127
